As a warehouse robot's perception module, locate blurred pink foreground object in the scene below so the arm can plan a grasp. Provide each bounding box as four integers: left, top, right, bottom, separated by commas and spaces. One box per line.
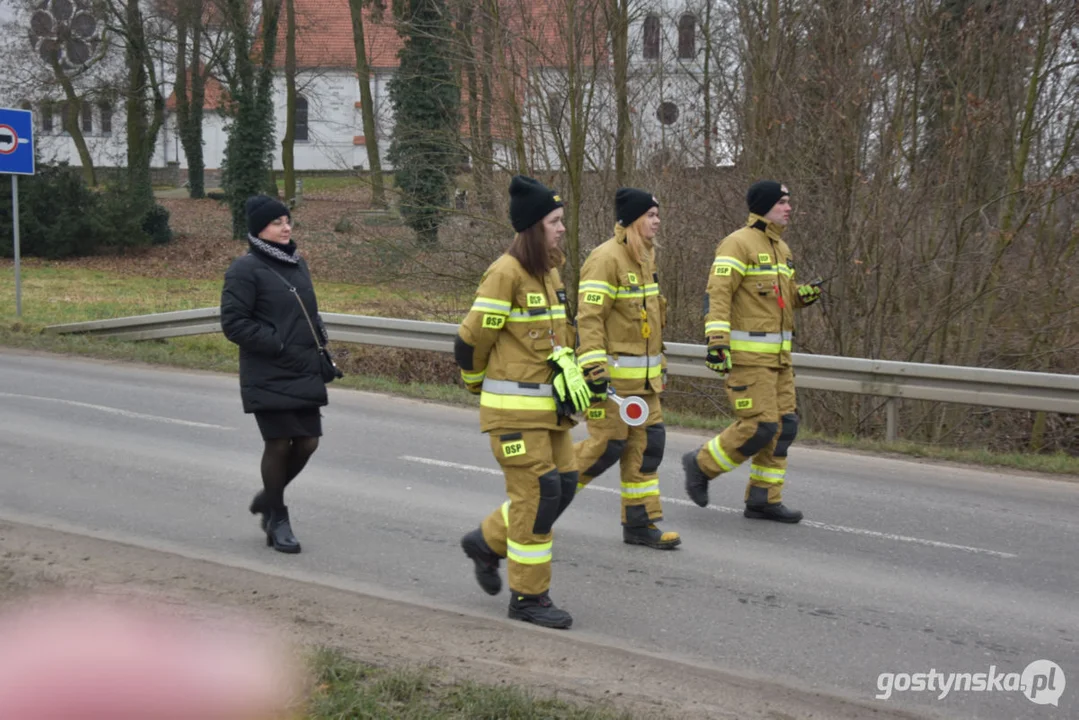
0, 595, 305, 720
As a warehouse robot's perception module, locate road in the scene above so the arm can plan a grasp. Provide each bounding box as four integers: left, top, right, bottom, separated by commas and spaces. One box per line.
0, 350, 1075, 719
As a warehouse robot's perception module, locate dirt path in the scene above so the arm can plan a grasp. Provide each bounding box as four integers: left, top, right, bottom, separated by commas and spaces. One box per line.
0, 519, 930, 720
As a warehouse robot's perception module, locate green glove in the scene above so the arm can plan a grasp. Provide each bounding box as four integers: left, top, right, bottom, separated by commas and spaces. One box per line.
797, 284, 822, 306
548, 348, 592, 413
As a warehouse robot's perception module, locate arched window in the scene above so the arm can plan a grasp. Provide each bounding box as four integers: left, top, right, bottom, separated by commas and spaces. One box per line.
41, 101, 54, 132
58, 101, 70, 132
678, 14, 696, 59
81, 102, 93, 132
295, 95, 309, 141
548, 92, 566, 129
642, 14, 660, 60
99, 101, 112, 133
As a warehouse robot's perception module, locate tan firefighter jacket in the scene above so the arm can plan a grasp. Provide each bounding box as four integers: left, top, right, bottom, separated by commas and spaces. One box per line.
704, 213, 812, 368
455, 253, 577, 433
575, 234, 668, 396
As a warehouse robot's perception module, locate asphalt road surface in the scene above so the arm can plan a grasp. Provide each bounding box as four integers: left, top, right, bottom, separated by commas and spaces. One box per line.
0, 351, 1075, 719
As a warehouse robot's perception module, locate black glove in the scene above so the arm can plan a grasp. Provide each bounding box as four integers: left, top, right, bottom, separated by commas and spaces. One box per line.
583, 365, 609, 400
705, 345, 732, 375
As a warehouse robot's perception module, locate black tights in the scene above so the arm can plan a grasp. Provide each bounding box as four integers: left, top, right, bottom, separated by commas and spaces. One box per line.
261, 437, 319, 510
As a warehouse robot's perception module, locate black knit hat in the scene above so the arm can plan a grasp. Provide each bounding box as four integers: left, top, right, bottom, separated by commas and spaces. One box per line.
509, 175, 563, 232
245, 194, 291, 237
746, 180, 788, 216
615, 187, 659, 227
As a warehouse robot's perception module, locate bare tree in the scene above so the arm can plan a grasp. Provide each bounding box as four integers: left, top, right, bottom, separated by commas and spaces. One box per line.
348, 0, 387, 207
281, 0, 298, 203
173, 0, 212, 198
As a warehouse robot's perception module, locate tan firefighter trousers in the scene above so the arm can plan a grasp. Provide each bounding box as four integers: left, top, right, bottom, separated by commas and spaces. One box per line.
479, 428, 578, 596
573, 392, 666, 527
694, 365, 798, 504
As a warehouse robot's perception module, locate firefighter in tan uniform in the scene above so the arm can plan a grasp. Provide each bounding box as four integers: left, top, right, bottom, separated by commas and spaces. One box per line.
682, 181, 821, 522
573, 188, 681, 549
456, 176, 593, 629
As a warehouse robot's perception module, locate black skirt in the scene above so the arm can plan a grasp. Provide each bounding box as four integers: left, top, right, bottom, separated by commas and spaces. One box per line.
254, 408, 323, 441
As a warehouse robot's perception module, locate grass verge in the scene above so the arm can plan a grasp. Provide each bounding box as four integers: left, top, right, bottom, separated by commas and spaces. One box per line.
305, 647, 631, 720
0, 266, 432, 326
1, 267, 1076, 477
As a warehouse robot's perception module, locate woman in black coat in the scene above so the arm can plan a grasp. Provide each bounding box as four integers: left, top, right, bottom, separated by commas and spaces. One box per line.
221, 195, 330, 554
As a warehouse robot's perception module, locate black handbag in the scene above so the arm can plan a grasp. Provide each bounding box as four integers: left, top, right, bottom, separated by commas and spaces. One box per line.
255, 258, 344, 384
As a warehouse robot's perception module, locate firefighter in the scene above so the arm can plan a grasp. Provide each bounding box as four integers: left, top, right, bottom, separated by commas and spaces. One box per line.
572, 188, 681, 549
682, 181, 821, 522
456, 175, 593, 629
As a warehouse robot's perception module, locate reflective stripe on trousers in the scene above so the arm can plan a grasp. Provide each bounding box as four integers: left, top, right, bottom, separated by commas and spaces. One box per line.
500, 500, 552, 565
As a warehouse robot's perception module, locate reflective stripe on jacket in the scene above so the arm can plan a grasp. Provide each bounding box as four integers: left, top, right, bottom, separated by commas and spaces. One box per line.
456, 253, 575, 432
575, 235, 667, 395
704, 214, 810, 368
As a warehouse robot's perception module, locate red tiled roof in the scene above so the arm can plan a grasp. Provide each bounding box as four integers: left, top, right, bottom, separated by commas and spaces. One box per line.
153, 0, 231, 29
272, 1, 402, 69
165, 69, 228, 111
270, 0, 606, 71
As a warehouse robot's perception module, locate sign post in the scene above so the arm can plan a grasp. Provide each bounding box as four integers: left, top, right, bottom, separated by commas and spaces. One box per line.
0, 108, 36, 317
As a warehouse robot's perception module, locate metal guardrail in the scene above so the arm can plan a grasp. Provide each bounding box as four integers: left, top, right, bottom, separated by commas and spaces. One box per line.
46, 307, 1079, 441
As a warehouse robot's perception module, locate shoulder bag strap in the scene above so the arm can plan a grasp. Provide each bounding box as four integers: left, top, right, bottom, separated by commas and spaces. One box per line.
251, 255, 325, 351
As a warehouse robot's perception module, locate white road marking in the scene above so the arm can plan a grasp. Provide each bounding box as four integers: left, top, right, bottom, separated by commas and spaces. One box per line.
400, 455, 1018, 559
0, 392, 233, 431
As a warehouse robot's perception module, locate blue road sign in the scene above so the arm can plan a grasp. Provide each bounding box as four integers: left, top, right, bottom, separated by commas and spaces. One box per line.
0, 107, 35, 175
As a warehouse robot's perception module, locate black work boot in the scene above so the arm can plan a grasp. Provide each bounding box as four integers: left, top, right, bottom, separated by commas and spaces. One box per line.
249, 490, 269, 531
508, 592, 573, 629
622, 505, 681, 549
623, 524, 682, 549
744, 486, 803, 524
265, 506, 301, 553
683, 450, 711, 507
460, 528, 502, 595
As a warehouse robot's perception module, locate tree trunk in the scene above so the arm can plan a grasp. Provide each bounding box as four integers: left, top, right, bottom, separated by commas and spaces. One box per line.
282, 0, 297, 204
563, 1, 586, 311
123, 0, 164, 213
701, 0, 712, 167
175, 0, 206, 199
51, 61, 96, 186
349, 0, 386, 207
608, 0, 630, 184
221, 0, 281, 236
488, 2, 527, 173
459, 3, 480, 202
476, 0, 495, 211
188, 13, 206, 198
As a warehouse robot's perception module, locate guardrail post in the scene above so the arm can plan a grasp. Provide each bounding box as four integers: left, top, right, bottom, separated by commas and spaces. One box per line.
885, 398, 898, 443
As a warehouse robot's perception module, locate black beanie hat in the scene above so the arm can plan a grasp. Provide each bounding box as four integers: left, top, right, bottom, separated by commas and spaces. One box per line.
615, 187, 659, 227
746, 180, 788, 216
245, 194, 291, 237
509, 175, 563, 232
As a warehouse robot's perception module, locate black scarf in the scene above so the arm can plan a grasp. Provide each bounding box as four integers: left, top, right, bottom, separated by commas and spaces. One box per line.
248, 234, 299, 264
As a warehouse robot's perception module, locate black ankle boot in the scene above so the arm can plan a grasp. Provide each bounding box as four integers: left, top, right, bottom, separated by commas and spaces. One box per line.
461, 528, 502, 595
508, 591, 572, 629
249, 490, 269, 531
266, 506, 301, 553
683, 450, 711, 507
744, 486, 803, 523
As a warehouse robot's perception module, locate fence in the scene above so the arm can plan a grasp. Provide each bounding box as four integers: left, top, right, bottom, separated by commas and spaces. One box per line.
45, 308, 1079, 442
